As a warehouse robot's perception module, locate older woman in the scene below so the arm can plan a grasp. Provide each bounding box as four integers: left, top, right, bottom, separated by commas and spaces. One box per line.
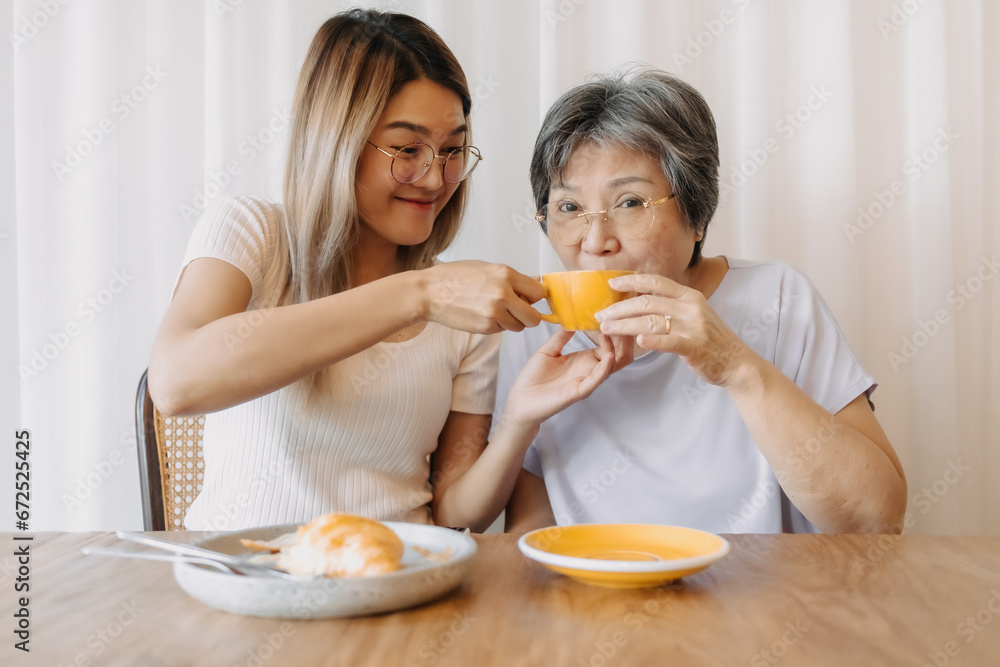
499, 69, 907, 534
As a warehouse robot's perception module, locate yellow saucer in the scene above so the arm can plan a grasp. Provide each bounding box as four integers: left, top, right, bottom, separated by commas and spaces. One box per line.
517, 524, 729, 589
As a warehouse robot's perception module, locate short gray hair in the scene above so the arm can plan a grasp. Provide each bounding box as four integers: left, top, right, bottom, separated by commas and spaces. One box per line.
529, 69, 719, 267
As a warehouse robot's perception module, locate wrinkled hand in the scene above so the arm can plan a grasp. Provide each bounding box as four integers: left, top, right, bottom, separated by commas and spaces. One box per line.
504, 329, 617, 426
595, 273, 752, 387
420, 261, 547, 334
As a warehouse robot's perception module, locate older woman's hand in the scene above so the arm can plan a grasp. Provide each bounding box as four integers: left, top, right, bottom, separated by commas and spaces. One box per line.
503, 329, 618, 427
595, 273, 752, 387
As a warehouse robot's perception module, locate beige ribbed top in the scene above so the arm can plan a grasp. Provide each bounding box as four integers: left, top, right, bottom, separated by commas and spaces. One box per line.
177, 196, 500, 530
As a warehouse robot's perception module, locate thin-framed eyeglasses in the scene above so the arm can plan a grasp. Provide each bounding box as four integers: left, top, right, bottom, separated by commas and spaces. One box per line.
366, 140, 483, 184
535, 192, 677, 245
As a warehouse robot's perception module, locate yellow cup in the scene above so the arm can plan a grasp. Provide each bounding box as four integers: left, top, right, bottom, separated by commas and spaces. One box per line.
538, 270, 636, 331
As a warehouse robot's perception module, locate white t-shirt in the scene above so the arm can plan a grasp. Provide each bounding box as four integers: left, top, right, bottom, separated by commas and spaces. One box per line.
494, 258, 875, 534
176, 196, 501, 530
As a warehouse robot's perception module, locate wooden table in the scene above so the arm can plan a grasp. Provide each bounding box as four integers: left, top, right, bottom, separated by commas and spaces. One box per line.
3, 531, 1000, 666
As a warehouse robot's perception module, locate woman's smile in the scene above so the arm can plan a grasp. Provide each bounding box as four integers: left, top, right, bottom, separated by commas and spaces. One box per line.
395, 195, 437, 212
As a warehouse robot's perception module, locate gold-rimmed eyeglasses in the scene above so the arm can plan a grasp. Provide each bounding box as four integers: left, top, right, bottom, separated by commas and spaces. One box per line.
535, 193, 677, 245
366, 141, 483, 184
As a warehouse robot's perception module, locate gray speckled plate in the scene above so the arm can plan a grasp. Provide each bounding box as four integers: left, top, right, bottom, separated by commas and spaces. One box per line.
173, 522, 476, 619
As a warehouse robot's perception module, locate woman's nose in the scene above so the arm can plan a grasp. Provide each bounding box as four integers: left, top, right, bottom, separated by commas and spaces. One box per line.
579, 213, 620, 255
412, 158, 445, 190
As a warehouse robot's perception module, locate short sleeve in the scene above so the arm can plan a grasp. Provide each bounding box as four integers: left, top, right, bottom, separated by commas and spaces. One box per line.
450, 332, 502, 414
174, 195, 276, 303
773, 266, 876, 414
522, 440, 543, 476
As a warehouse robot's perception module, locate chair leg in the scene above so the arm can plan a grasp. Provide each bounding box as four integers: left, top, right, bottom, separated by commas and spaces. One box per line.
135, 369, 166, 531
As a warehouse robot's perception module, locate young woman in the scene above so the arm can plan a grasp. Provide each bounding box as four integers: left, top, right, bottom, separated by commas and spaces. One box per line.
148, 9, 615, 532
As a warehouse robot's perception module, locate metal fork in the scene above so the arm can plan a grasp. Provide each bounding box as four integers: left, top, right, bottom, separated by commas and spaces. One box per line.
83, 531, 320, 581
81, 546, 252, 575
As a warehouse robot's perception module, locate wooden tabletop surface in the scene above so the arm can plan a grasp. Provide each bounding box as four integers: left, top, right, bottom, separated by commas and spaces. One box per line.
2, 531, 1000, 666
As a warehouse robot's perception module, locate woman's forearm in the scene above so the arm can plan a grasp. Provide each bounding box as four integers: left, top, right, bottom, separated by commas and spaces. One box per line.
432, 332, 618, 531
431, 417, 540, 533
150, 270, 426, 416
505, 470, 556, 533
725, 351, 907, 533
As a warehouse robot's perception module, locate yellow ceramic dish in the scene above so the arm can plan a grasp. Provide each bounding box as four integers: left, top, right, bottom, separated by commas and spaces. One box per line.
517, 524, 730, 589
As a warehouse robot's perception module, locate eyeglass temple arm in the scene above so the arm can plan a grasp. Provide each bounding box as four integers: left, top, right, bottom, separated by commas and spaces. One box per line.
366, 141, 395, 159
647, 193, 677, 207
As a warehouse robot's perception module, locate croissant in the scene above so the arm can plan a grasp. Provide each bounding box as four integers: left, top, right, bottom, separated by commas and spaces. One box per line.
241, 513, 404, 578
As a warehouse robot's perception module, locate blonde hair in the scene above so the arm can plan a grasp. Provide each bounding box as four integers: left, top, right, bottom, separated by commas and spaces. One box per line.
281, 9, 473, 400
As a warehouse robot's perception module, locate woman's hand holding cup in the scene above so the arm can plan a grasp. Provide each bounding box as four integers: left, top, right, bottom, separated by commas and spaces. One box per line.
419, 261, 546, 334
595, 272, 753, 388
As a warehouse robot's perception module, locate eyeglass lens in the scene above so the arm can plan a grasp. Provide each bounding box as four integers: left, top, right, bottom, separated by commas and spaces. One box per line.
391, 144, 479, 184
542, 196, 656, 243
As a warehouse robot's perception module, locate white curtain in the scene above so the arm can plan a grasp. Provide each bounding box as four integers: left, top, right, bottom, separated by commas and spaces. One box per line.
4, 0, 997, 534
